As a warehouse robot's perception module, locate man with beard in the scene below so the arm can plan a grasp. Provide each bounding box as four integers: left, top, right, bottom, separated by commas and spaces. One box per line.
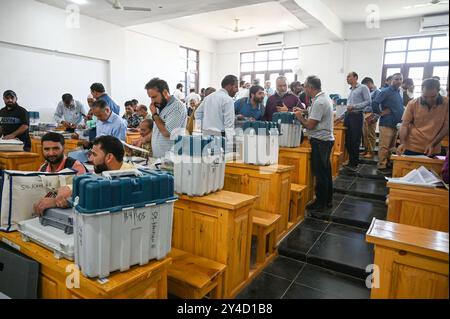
0, 90, 31, 151
90, 135, 134, 174
262, 76, 300, 121
145, 78, 187, 158
234, 85, 265, 121
39, 132, 87, 174
33, 132, 87, 215
33, 135, 130, 215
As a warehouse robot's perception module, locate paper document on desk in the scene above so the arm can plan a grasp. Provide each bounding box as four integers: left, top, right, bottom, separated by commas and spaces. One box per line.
386, 166, 443, 187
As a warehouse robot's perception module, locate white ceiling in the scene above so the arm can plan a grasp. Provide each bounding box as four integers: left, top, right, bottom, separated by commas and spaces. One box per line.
35, 0, 274, 26
321, 0, 449, 23
164, 1, 308, 41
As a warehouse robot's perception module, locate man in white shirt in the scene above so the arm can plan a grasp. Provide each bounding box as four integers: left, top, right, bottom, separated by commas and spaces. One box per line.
173, 83, 185, 103
54, 93, 87, 130
195, 75, 239, 152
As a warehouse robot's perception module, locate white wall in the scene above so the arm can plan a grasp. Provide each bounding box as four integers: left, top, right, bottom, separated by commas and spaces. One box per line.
125, 23, 217, 103
0, 42, 109, 122
214, 27, 348, 94
0, 0, 215, 121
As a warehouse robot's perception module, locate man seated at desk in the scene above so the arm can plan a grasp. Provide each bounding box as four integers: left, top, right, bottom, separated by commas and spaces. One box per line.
122, 101, 141, 128
0, 90, 32, 151
33, 132, 87, 215
397, 78, 449, 157
90, 135, 135, 173
125, 119, 153, 158
93, 99, 127, 141
54, 93, 87, 131
33, 135, 133, 215
234, 85, 265, 121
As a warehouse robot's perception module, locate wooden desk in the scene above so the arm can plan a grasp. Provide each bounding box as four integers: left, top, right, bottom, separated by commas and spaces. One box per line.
0, 152, 40, 171
0, 232, 170, 299
30, 137, 44, 166
333, 123, 347, 155
278, 147, 313, 204
442, 136, 449, 149
387, 182, 449, 232
366, 219, 449, 299
173, 190, 256, 298
126, 132, 141, 145
224, 163, 293, 239
65, 139, 83, 153
392, 155, 445, 178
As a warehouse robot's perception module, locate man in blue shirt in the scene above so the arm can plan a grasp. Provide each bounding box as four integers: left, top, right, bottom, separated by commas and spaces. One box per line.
90, 83, 120, 115
234, 85, 265, 121
361, 77, 381, 159
372, 73, 405, 173
92, 99, 127, 141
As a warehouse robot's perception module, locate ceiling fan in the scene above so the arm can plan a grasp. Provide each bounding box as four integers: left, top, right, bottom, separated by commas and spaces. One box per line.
404, 0, 449, 9
221, 18, 254, 33
105, 0, 152, 12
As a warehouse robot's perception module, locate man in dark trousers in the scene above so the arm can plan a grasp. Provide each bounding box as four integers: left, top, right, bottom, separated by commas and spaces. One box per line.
341, 72, 371, 171
294, 76, 335, 212
0, 90, 31, 151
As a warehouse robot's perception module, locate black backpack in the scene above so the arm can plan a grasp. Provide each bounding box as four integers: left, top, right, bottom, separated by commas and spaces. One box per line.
39, 157, 87, 173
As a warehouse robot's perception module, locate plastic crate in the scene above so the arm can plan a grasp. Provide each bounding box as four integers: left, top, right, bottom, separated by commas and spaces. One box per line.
242, 121, 279, 165
173, 135, 225, 196
72, 169, 176, 278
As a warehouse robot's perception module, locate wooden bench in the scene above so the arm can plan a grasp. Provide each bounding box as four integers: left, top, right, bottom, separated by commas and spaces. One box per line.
224, 163, 292, 241
252, 210, 281, 266
167, 248, 226, 299
289, 183, 307, 224
366, 219, 449, 299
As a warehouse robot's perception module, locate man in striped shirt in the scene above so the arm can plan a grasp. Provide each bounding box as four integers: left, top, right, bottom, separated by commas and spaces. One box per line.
145, 78, 187, 158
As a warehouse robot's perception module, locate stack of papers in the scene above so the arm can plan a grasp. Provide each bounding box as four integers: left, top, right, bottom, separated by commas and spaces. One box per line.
0, 139, 24, 152
386, 166, 444, 188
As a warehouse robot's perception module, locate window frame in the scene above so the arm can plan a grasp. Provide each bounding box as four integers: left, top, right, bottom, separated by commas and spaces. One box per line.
382, 34, 449, 90
179, 46, 199, 95
239, 47, 299, 84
